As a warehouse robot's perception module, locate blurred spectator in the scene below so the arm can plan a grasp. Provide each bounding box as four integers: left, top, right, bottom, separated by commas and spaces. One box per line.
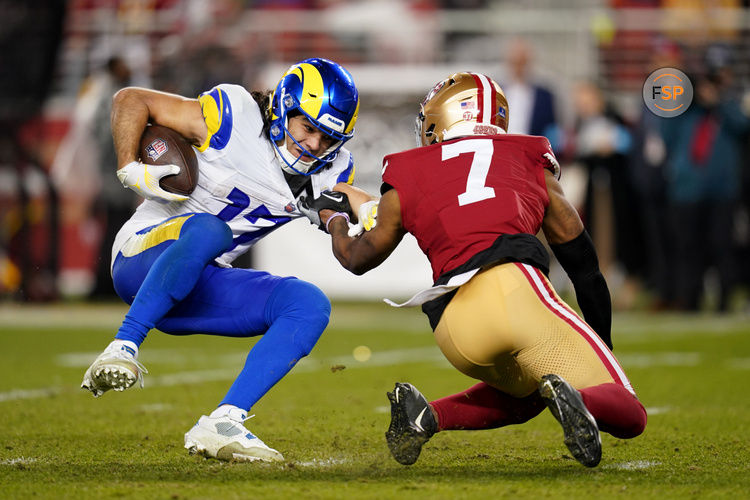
91, 57, 138, 299
502, 37, 560, 149
661, 70, 750, 312
326, 0, 438, 64
51, 56, 137, 299
705, 43, 737, 95
738, 82, 750, 297
154, 37, 247, 97
571, 81, 643, 307
1, 0, 65, 301
627, 38, 681, 310
629, 103, 672, 309
704, 43, 750, 300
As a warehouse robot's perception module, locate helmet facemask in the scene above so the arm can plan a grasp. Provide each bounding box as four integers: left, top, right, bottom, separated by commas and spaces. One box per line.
270, 94, 346, 176
269, 58, 359, 176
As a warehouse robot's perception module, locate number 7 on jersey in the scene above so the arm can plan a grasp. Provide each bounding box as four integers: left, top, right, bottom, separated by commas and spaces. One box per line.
442, 139, 496, 207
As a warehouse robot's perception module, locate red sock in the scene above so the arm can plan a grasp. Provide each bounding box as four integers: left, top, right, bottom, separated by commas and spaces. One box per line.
580, 383, 647, 438
431, 382, 545, 431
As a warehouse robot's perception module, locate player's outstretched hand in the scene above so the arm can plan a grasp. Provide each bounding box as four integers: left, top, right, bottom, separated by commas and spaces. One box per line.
116, 161, 189, 203
298, 190, 352, 231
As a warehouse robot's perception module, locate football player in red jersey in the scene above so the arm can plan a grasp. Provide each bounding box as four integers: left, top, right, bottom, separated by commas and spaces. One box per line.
302, 72, 646, 468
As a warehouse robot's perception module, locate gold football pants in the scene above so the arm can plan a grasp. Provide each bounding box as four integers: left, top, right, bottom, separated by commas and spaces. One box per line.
434, 263, 633, 398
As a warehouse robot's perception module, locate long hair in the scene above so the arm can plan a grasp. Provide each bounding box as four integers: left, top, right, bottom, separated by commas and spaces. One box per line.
251, 90, 272, 138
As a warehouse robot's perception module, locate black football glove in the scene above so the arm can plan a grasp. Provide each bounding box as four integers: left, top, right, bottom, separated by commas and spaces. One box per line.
298, 190, 353, 230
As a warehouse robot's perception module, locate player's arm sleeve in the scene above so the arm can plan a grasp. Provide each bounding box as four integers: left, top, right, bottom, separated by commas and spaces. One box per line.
549, 231, 613, 350
543, 170, 611, 349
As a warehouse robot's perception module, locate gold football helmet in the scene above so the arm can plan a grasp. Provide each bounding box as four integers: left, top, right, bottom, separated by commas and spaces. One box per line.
416, 72, 509, 147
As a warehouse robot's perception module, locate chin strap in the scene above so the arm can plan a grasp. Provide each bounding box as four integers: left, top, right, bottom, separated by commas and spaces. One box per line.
273, 142, 318, 176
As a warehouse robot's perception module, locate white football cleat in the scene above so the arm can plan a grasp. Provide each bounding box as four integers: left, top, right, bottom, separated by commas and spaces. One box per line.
81, 340, 148, 397
184, 408, 284, 463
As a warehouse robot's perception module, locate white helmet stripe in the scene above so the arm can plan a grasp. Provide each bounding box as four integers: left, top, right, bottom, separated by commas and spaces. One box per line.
473, 73, 494, 124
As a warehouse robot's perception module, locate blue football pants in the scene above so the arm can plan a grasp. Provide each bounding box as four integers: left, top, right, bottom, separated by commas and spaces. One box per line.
110, 213, 330, 410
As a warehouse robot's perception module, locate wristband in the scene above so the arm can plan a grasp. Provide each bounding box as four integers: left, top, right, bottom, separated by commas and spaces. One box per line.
325, 212, 350, 234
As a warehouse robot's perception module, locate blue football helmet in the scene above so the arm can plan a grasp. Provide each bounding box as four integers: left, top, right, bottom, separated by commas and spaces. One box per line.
269, 58, 359, 176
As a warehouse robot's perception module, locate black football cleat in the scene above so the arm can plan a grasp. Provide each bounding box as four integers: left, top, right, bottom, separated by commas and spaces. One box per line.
385, 382, 438, 465
539, 374, 602, 468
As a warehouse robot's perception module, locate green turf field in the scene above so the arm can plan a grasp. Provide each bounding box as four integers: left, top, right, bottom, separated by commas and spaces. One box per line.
1, 302, 749, 499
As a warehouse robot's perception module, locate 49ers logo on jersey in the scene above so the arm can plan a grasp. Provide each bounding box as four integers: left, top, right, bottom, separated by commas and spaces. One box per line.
146, 139, 169, 161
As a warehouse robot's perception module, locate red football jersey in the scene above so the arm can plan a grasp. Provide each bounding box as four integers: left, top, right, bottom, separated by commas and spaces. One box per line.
382, 134, 556, 281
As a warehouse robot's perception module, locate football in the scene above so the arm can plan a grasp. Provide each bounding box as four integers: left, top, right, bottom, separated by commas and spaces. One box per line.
138, 124, 199, 195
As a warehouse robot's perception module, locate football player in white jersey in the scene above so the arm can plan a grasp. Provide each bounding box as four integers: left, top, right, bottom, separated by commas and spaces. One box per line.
81, 58, 372, 462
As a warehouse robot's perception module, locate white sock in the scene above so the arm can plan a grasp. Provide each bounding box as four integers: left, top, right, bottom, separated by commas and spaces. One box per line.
210, 405, 246, 421
109, 340, 139, 356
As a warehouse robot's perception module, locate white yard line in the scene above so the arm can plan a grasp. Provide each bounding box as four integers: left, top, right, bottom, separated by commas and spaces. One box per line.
137, 403, 173, 413
602, 460, 661, 470
616, 352, 701, 368
295, 457, 349, 468
728, 358, 750, 370
0, 346, 735, 403
613, 313, 750, 338
644, 406, 671, 415
56, 349, 250, 368
0, 387, 61, 403
1, 346, 446, 403
150, 368, 240, 387
0, 457, 39, 466
0, 304, 128, 329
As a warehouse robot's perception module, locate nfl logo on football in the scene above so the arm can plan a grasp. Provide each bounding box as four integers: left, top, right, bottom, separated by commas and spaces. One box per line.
146, 139, 168, 161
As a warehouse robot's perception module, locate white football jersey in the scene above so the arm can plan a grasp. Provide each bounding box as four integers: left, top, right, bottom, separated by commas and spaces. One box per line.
112, 84, 355, 268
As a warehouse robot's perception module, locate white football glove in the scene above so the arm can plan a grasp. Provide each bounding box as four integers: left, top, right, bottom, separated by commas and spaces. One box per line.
347, 200, 379, 237
116, 161, 189, 203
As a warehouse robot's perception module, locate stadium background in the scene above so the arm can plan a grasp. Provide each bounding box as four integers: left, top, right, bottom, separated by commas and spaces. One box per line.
2, 0, 750, 306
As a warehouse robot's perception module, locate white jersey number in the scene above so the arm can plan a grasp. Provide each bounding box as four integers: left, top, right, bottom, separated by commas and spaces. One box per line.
442, 139, 496, 206
216, 187, 291, 250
